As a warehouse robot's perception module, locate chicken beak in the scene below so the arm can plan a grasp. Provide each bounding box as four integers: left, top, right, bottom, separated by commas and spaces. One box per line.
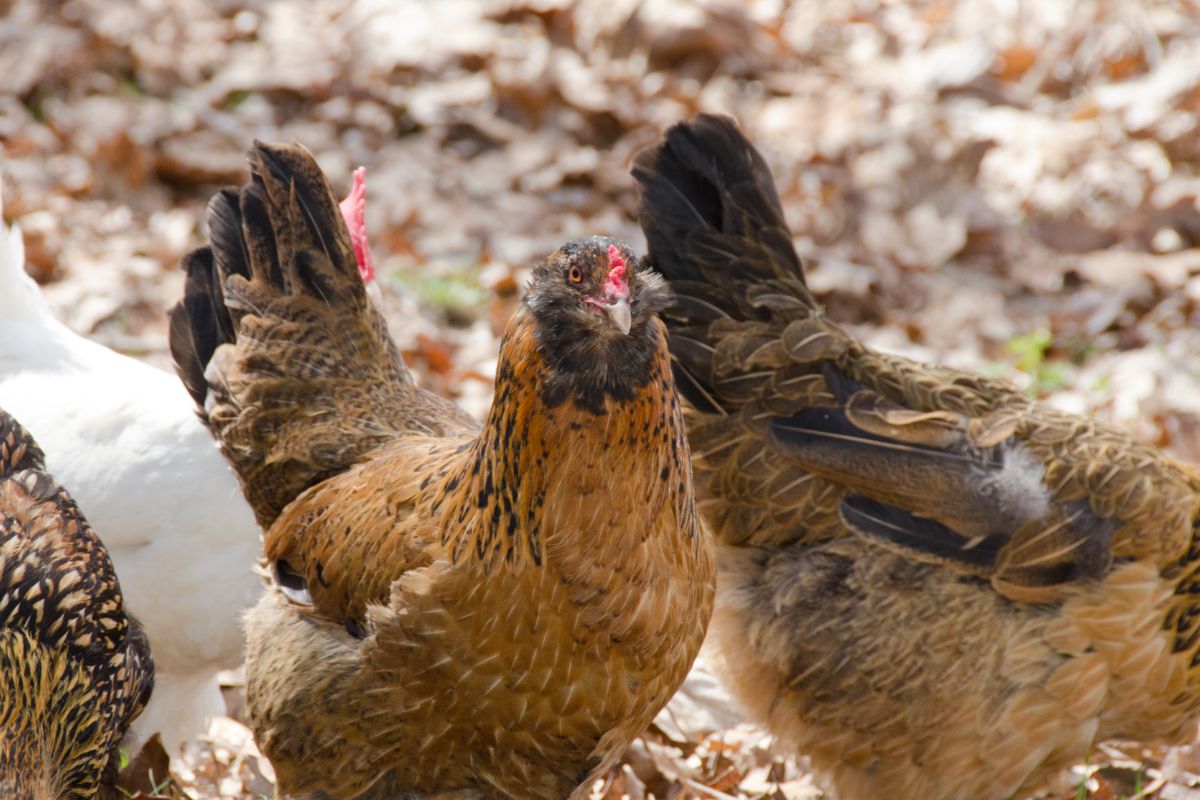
605, 297, 632, 335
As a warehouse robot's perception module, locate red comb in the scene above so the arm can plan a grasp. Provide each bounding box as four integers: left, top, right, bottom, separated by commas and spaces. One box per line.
604, 244, 628, 298
338, 166, 376, 284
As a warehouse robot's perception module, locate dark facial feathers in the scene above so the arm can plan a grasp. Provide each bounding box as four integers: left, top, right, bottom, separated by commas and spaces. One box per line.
525, 237, 671, 414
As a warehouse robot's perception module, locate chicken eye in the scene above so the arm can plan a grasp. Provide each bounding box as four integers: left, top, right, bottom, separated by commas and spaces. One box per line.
567, 265, 584, 285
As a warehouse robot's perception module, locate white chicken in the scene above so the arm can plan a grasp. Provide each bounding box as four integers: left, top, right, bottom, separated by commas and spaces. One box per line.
0, 199, 261, 753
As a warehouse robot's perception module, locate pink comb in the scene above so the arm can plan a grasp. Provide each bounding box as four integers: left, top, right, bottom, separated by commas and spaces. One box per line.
338, 167, 376, 284
604, 244, 629, 299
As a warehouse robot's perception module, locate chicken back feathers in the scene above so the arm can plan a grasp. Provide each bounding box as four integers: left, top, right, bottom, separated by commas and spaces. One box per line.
634, 115, 1200, 800
170, 141, 714, 800
0, 408, 154, 799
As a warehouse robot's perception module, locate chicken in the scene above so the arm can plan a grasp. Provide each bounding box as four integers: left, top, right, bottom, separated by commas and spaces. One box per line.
0, 406, 154, 799
0, 199, 260, 751
168, 141, 714, 800
633, 114, 1200, 800
0, 170, 377, 752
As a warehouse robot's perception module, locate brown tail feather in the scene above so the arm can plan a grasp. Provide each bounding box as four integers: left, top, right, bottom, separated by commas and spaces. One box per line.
169, 141, 474, 529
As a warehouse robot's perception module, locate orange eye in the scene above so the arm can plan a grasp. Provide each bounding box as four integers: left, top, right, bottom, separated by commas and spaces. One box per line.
567, 265, 584, 284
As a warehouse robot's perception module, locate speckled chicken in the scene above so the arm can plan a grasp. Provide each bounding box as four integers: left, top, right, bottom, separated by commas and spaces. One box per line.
168, 141, 714, 800
0, 408, 154, 799
633, 115, 1200, 800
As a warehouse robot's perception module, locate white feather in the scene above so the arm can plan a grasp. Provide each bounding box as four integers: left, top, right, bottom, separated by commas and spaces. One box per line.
979, 444, 1053, 524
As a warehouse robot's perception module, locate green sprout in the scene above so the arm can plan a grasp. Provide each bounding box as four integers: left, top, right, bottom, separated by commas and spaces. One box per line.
1005, 328, 1068, 396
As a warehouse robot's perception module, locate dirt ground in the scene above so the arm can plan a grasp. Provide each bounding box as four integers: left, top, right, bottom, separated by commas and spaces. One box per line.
5, 0, 1200, 797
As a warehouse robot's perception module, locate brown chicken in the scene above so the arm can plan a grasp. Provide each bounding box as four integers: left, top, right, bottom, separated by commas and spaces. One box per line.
633, 114, 1200, 800
0, 408, 154, 799
168, 142, 714, 800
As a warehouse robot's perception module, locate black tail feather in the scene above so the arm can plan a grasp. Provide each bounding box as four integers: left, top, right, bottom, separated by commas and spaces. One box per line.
841, 494, 1004, 571
169, 248, 226, 410
633, 114, 806, 290
634, 115, 818, 417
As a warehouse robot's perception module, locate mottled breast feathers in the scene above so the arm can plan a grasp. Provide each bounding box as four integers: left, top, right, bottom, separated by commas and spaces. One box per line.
0, 408, 153, 800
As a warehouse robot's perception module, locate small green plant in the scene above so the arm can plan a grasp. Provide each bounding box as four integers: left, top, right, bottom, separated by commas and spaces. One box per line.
1005, 328, 1068, 396
117, 770, 174, 799
21, 88, 48, 122
1074, 760, 1091, 800
120, 71, 146, 97
387, 258, 488, 325
225, 89, 252, 108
